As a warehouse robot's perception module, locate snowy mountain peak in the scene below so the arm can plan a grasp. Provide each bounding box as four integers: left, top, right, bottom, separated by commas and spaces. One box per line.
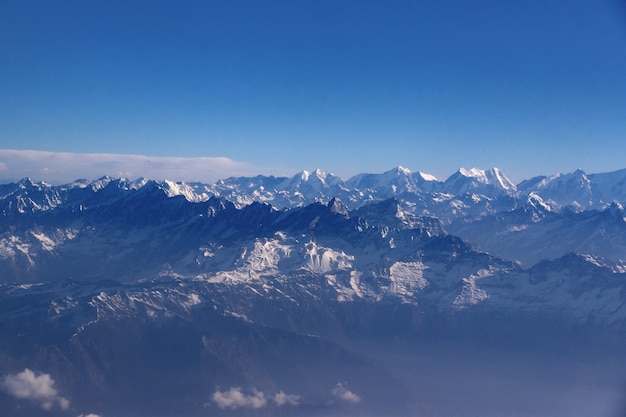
416, 171, 438, 182
130, 177, 150, 190
444, 167, 516, 196
385, 165, 412, 177
346, 168, 414, 195
458, 167, 486, 179
309, 168, 344, 187
313, 168, 326, 180
518, 169, 593, 209
455, 167, 514, 189
327, 197, 349, 215
299, 170, 311, 182
162, 180, 208, 202
290, 169, 337, 187
525, 192, 554, 213
69, 176, 113, 191
489, 167, 516, 191
16, 177, 38, 188
13, 177, 54, 192
396, 165, 412, 176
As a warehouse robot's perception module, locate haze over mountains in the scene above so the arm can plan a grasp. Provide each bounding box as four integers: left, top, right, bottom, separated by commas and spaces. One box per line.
1, 166, 626, 417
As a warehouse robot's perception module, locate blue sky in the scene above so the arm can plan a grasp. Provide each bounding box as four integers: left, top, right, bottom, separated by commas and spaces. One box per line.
1, 0, 625, 183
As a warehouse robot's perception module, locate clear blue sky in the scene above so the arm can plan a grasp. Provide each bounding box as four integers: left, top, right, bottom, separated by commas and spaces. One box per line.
1, 0, 625, 182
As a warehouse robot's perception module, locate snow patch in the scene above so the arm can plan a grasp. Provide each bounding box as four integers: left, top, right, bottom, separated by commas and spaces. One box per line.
208, 238, 292, 284
388, 261, 429, 302
453, 268, 492, 309
303, 242, 354, 274
30, 232, 56, 251
417, 171, 438, 181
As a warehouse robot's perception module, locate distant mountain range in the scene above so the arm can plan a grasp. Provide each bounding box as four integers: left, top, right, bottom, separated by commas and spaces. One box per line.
1, 167, 626, 417
196, 166, 626, 210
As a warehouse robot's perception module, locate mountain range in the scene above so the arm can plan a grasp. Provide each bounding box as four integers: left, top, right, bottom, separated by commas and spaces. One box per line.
1, 166, 626, 417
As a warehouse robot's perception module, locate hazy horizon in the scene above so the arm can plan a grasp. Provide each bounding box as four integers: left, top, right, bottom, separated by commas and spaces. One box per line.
3, 148, 626, 186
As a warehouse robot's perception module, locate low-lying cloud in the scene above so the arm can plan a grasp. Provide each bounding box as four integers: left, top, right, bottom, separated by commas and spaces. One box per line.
273, 390, 301, 406
0, 149, 270, 184
332, 382, 362, 403
211, 387, 300, 409
1, 368, 70, 411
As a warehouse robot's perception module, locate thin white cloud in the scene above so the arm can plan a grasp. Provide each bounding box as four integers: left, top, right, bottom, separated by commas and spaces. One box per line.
332, 382, 361, 403
1, 368, 70, 411
77, 414, 102, 417
0, 149, 273, 184
210, 387, 301, 409
212, 387, 267, 409
273, 390, 301, 406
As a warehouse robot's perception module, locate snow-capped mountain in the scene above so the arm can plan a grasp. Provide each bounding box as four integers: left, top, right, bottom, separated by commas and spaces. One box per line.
3, 167, 626, 417
8, 165, 626, 215
448, 201, 626, 266
345, 165, 423, 196
588, 168, 626, 203
441, 167, 517, 197
2, 170, 626, 318
517, 168, 626, 210
517, 169, 593, 209
193, 169, 354, 209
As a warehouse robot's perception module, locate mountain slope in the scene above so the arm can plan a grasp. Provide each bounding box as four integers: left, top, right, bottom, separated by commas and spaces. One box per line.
3, 169, 626, 416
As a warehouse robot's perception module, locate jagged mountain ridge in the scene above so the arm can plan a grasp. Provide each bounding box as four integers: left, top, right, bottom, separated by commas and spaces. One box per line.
2, 175, 626, 323
4, 166, 626, 270
3, 168, 626, 417
448, 200, 626, 266
196, 166, 626, 211
7, 165, 626, 216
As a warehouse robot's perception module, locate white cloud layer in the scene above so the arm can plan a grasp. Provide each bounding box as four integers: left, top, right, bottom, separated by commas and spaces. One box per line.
0, 149, 267, 184
332, 382, 362, 403
211, 387, 301, 409
1, 368, 70, 411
